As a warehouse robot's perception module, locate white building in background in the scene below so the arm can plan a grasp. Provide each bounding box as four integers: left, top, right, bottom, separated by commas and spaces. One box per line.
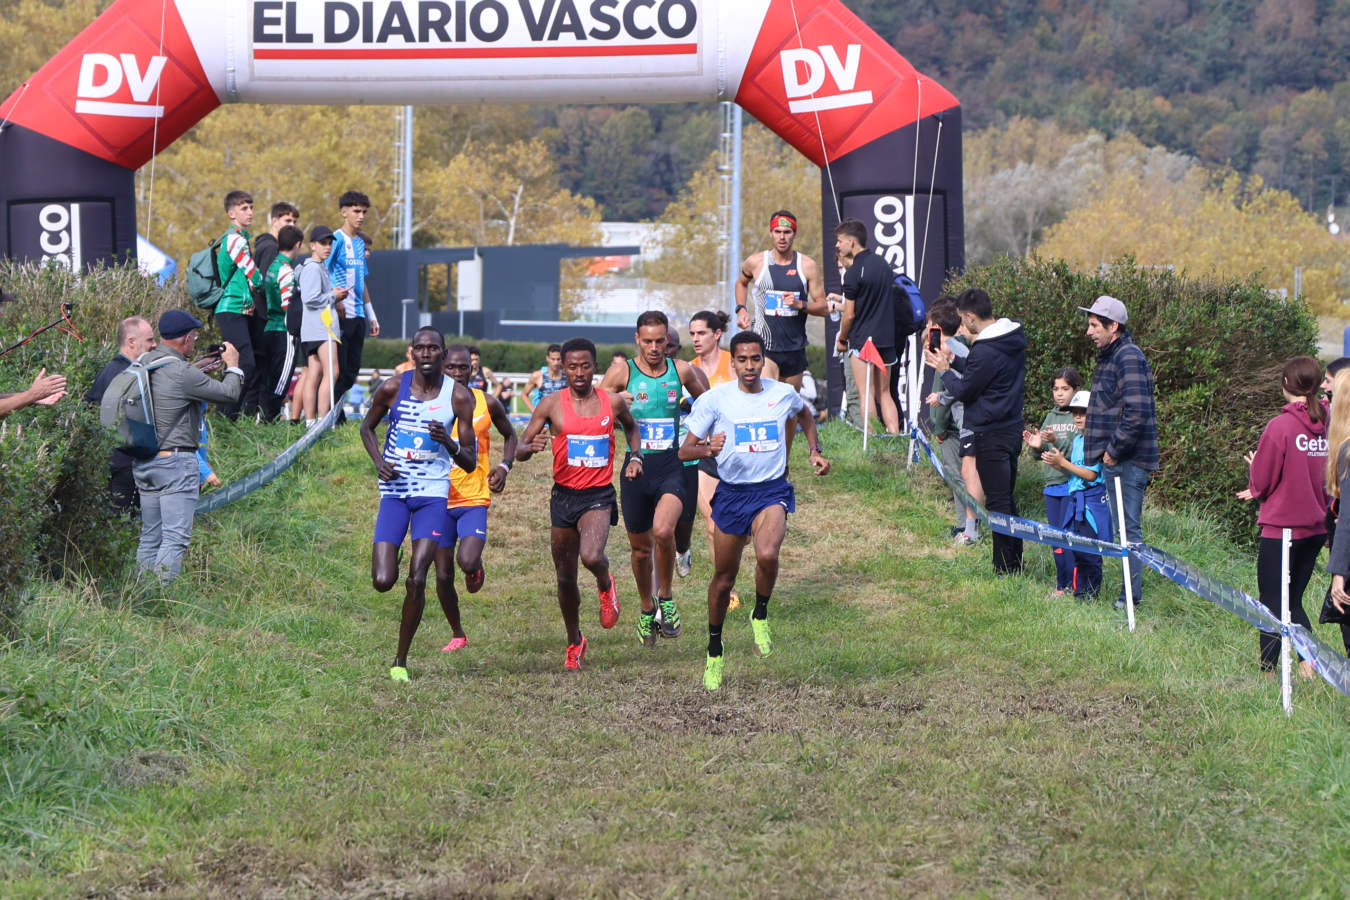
569, 222, 716, 325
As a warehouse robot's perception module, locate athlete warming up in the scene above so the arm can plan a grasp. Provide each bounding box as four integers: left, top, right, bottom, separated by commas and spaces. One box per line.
600, 311, 709, 649
360, 328, 477, 682
516, 337, 642, 670
434, 344, 519, 652
679, 331, 830, 691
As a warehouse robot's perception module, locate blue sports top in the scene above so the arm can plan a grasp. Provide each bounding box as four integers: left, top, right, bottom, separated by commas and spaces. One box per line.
379, 371, 458, 499
684, 379, 804, 485
326, 229, 367, 319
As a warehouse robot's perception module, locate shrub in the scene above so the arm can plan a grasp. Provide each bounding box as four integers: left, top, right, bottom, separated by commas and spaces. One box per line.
946, 256, 1318, 542
0, 262, 178, 622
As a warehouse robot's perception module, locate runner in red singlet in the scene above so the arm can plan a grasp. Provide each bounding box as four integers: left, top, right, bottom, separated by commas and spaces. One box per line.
516, 337, 642, 670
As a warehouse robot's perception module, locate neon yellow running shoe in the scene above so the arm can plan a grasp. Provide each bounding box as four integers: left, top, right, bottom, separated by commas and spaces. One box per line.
390, 666, 410, 683
637, 609, 658, 648
658, 597, 682, 638
750, 617, 773, 658
703, 653, 724, 691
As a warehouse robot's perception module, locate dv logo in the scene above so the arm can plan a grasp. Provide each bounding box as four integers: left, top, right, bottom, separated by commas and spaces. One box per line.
76, 53, 167, 118
778, 45, 873, 114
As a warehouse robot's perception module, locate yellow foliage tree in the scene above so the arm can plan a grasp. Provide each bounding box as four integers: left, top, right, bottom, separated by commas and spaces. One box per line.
1040, 169, 1348, 313
0, 0, 110, 97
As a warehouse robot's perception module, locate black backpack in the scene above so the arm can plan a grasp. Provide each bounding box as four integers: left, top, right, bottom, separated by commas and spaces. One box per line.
287, 258, 308, 338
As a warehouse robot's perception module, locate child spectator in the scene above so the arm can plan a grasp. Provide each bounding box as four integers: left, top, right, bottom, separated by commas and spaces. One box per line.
295, 225, 347, 424
924, 296, 981, 544
1038, 391, 1112, 600
1023, 367, 1082, 595
1238, 356, 1328, 677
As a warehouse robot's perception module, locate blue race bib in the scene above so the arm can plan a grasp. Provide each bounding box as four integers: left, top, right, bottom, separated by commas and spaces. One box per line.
763, 290, 799, 317
637, 419, 676, 451
732, 419, 781, 452
394, 424, 438, 461
567, 434, 610, 468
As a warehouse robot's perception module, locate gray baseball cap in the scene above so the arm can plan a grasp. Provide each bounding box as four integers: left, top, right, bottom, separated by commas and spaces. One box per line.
1077, 295, 1128, 325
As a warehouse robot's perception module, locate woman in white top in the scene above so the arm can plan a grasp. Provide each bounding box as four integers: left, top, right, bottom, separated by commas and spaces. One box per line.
295, 225, 348, 423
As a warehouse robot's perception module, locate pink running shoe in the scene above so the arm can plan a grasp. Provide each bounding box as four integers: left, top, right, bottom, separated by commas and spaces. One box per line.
466, 566, 485, 594
565, 633, 588, 670
598, 575, 620, 629
441, 637, 468, 652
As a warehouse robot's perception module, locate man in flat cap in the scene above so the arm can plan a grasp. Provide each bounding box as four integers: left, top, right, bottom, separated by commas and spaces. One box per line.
1079, 295, 1158, 612
132, 310, 244, 582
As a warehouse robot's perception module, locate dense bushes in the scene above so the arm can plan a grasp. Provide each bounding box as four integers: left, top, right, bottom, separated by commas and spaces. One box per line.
946, 256, 1319, 541
0, 263, 177, 625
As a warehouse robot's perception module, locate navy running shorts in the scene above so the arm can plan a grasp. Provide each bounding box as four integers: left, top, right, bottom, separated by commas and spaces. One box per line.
438, 504, 489, 549
710, 476, 796, 537
373, 496, 447, 545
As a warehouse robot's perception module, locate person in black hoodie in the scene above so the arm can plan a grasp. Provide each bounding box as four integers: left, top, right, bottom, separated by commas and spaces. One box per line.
924, 288, 1027, 574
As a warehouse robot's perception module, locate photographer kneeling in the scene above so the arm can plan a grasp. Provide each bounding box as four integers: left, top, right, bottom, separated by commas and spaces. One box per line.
133, 310, 245, 583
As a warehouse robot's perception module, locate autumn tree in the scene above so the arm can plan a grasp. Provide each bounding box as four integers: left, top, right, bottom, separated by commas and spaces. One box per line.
1039, 170, 1348, 313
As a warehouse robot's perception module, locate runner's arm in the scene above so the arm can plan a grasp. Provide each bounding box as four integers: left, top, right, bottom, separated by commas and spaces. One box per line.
598, 359, 629, 395
447, 382, 479, 472
796, 403, 830, 476
801, 256, 829, 316
522, 370, 542, 411
360, 379, 400, 480
676, 359, 709, 398
515, 393, 556, 461
734, 254, 756, 328
486, 394, 518, 492
612, 393, 644, 480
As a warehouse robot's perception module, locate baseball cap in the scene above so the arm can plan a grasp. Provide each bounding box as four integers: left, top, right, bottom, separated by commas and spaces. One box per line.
158, 309, 203, 339
308, 224, 334, 243
1077, 295, 1128, 325
1069, 390, 1091, 410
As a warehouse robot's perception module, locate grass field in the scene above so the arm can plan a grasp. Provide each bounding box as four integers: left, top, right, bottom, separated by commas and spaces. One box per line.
4, 419, 1350, 897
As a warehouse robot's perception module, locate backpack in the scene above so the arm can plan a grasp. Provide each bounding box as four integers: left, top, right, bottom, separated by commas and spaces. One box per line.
287, 258, 308, 338
893, 273, 925, 341
99, 354, 175, 459
186, 234, 239, 311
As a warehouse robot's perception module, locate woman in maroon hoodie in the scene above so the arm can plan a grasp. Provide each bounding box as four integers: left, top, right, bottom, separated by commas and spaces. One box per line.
1237, 356, 1329, 676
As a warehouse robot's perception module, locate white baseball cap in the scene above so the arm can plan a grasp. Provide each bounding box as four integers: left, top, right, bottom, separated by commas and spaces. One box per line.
1069, 390, 1091, 410
1077, 295, 1128, 324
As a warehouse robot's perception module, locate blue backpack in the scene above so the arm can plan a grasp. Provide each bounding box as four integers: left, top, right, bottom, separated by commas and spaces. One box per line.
893, 274, 925, 340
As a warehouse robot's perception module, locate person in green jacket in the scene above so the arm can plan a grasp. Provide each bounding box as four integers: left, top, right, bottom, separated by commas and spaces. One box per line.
213, 190, 264, 421
1022, 367, 1082, 596
258, 224, 305, 422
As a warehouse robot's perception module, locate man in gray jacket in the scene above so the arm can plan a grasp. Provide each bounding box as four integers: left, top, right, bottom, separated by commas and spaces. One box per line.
133, 310, 244, 582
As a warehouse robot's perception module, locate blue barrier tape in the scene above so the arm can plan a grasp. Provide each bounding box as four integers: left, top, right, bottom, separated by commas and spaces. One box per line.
897, 423, 1350, 699
196, 402, 342, 515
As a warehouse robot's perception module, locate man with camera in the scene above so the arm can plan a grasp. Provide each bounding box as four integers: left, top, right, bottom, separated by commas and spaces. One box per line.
132, 310, 245, 582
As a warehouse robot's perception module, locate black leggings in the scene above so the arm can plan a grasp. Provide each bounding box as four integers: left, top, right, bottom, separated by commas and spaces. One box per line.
1256, 533, 1324, 670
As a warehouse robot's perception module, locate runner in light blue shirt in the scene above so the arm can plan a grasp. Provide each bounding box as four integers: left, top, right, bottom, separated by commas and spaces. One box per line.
679, 331, 830, 692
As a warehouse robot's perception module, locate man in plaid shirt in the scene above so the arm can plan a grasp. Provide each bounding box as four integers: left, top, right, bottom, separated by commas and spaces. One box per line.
1079, 296, 1158, 611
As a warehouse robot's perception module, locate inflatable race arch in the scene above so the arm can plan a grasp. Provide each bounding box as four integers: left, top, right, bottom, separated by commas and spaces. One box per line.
0, 0, 963, 302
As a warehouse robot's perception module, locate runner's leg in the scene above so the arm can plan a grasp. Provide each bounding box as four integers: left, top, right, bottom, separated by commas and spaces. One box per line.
550, 526, 583, 646
433, 543, 465, 641
394, 537, 439, 667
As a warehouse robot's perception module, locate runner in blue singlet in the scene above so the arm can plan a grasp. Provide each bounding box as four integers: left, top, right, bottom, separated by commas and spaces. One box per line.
360, 327, 478, 682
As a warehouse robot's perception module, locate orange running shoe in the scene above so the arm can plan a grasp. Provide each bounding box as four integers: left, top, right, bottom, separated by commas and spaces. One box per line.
598, 575, 620, 629
565, 633, 588, 670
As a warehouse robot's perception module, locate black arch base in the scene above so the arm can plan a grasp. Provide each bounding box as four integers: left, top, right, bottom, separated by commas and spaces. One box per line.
821, 108, 964, 418
0, 123, 137, 272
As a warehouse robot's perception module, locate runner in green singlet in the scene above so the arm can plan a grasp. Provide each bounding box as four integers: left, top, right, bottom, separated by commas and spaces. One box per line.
600, 311, 709, 647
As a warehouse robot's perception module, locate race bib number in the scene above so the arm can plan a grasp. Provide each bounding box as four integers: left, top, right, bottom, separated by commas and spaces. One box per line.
393, 424, 438, 461
637, 419, 676, 452
567, 434, 610, 468
733, 419, 781, 452
764, 290, 800, 317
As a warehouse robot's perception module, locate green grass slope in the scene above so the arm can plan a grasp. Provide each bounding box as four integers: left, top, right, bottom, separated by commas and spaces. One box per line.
4, 422, 1350, 897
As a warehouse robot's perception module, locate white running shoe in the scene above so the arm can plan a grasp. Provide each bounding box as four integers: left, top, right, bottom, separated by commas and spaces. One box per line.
676, 549, 692, 578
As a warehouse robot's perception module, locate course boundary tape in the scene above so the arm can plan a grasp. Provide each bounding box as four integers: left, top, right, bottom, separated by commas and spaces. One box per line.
195, 402, 342, 515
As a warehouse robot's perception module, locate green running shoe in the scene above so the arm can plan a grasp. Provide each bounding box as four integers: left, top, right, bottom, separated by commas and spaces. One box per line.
657, 597, 682, 638
750, 617, 773, 658
637, 609, 658, 648
703, 653, 724, 691
390, 666, 410, 683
